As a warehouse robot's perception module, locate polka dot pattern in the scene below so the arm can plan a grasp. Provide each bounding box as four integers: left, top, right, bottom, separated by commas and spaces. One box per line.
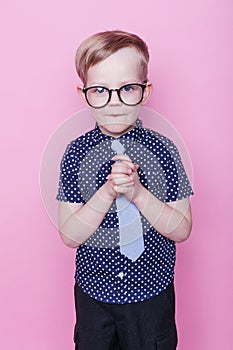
57, 120, 193, 304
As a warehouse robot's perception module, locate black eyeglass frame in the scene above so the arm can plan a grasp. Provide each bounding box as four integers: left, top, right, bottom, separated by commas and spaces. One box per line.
82, 83, 147, 108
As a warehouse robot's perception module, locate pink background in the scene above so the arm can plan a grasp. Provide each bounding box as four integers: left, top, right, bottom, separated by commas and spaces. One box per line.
1, 0, 232, 349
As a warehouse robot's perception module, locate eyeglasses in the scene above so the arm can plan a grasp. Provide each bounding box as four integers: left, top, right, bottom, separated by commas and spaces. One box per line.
82, 83, 147, 108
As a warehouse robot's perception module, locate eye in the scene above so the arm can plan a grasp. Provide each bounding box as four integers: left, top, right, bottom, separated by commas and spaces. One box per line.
95, 87, 107, 94
122, 84, 134, 92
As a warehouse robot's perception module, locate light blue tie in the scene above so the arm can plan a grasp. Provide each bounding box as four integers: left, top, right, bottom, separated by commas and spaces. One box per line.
111, 140, 144, 261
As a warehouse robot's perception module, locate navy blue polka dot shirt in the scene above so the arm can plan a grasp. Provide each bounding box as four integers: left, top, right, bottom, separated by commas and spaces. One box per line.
57, 120, 193, 304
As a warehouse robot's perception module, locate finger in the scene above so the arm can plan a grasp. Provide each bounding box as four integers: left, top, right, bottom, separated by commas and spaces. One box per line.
113, 184, 133, 194
112, 157, 135, 170
111, 162, 133, 175
114, 159, 139, 173
112, 154, 132, 162
108, 173, 133, 180
111, 176, 134, 186
108, 173, 134, 185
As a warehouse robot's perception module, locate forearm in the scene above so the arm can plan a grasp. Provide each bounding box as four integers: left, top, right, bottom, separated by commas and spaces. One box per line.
133, 185, 192, 243
60, 183, 114, 246
108, 155, 192, 243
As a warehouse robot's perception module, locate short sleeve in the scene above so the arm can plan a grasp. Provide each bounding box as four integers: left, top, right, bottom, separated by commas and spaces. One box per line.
162, 138, 193, 202
56, 141, 85, 203
145, 129, 193, 203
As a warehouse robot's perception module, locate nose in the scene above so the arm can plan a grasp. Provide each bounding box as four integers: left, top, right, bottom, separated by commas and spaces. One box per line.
108, 89, 122, 106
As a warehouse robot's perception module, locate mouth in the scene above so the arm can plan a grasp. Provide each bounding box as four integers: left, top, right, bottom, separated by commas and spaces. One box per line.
105, 114, 125, 117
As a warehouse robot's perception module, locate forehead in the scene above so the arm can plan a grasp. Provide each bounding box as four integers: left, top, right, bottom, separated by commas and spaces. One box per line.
86, 47, 143, 86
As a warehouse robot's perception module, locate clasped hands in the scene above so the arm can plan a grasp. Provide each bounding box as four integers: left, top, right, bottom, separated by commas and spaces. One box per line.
106, 154, 142, 202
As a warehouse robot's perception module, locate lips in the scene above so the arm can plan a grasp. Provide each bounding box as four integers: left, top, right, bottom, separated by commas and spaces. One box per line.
105, 114, 125, 117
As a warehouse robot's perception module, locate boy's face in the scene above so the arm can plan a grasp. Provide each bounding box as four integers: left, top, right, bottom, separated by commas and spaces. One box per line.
79, 47, 151, 137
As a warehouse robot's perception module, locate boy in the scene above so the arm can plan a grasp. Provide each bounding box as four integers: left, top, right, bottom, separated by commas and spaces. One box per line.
57, 30, 193, 350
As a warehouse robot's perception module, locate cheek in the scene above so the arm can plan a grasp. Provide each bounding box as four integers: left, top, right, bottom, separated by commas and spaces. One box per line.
129, 106, 141, 120
90, 109, 102, 121
90, 109, 109, 127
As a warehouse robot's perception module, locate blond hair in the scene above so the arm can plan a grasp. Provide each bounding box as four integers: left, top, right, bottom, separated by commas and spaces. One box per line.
75, 30, 149, 85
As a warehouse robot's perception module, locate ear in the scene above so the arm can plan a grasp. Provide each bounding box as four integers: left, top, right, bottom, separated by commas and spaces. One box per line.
141, 83, 153, 105
77, 86, 87, 105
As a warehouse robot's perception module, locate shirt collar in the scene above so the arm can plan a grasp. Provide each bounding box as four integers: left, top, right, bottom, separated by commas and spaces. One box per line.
92, 119, 143, 143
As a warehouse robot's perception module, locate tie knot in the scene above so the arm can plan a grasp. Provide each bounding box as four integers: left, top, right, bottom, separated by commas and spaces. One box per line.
111, 140, 125, 155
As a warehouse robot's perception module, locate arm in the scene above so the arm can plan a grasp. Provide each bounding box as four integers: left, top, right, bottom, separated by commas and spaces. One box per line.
58, 183, 114, 248
133, 187, 192, 243
109, 155, 192, 243
58, 163, 135, 248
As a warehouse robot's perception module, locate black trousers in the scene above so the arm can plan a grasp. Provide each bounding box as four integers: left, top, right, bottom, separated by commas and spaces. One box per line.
74, 282, 177, 350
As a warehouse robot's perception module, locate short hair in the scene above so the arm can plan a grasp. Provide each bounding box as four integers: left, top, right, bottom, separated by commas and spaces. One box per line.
75, 30, 150, 85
